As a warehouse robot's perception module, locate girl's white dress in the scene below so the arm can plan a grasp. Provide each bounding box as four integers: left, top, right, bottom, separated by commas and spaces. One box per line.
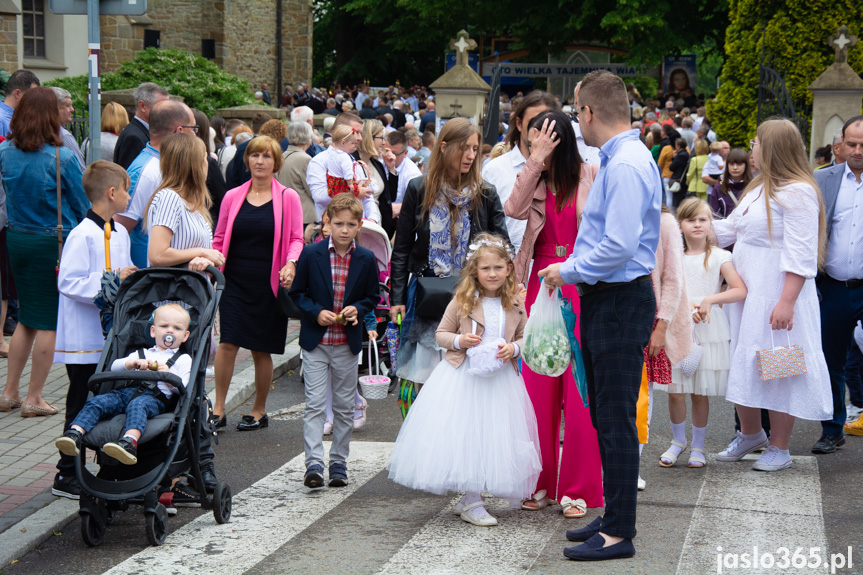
713, 183, 832, 421
387, 297, 542, 500
663, 249, 733, 396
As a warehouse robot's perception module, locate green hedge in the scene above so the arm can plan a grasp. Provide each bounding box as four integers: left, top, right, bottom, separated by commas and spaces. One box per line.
46, 48, 255, 117
709, 0, 863, 148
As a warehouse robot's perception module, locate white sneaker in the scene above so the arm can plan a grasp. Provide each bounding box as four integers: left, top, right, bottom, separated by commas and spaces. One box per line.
637, 476, 646, 491
716, 430, 770, 462
846, 404, 863, 423
323, 420, 333, 435
752, 445, 793, 472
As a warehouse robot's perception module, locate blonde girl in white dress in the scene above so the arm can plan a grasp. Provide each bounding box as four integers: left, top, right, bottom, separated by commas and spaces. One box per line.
657, 197, 747, 468
712, 119, 832, 472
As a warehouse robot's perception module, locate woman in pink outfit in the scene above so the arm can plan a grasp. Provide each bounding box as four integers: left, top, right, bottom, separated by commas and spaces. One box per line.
505, 109, 602, 518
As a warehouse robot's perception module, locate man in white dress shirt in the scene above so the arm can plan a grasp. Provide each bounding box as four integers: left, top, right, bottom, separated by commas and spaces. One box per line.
813, 115, 863, 453
384, 130, 422, 218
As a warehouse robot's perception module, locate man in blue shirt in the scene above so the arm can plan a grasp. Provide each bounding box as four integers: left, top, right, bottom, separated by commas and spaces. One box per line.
540, 70, 661, 562
0, 70, 41, 138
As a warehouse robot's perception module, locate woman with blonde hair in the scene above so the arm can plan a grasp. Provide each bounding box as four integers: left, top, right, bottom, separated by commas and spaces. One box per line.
686, 138, 710, 201
83, 101, 129, 163
358, 119, 398, 234
145, 132, 225, 272
712, 118, 831, 472
390, 118, 510, 391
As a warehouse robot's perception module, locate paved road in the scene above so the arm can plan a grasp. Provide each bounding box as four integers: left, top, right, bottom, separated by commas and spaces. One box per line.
4, 368, 862, 575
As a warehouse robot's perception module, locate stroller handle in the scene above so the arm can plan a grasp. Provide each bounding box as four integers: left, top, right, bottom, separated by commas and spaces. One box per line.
205, 265, 225, 289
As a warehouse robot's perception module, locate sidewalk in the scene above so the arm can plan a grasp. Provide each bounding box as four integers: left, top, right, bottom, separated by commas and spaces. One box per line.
0, 321, 302, 566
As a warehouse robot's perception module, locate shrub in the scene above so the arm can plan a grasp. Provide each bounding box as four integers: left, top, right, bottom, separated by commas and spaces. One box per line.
46, 48, 255, 116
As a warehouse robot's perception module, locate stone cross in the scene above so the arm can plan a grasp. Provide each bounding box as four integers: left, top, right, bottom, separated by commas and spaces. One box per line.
449, 99, 463, 116
449, 30, 477, 68
828, 25, 858, 64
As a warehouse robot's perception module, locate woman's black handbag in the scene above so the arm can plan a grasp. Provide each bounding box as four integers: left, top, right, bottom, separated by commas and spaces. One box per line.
278, 286, 302, 319
414, 275, 459, 319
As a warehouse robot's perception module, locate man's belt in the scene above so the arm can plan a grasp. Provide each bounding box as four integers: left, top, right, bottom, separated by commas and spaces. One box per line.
826, 275, 863, 289
577, 275, 651, 298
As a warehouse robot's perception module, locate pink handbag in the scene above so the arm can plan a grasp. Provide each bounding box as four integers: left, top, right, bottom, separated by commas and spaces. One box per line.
757, 330, 807, 381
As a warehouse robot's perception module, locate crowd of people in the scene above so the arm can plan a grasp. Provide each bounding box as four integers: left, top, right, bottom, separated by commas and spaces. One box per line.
0, 64, 860, 563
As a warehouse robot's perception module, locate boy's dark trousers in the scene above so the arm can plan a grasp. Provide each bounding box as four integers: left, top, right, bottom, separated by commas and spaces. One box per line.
57, 364, 97, 476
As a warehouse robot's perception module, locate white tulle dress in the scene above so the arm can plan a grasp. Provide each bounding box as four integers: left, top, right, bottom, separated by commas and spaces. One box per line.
712, 183, 832, 421
386, 297, 542, 501
663, 249, 733, 396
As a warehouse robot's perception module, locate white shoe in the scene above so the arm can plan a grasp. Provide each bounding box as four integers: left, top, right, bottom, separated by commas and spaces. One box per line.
205, 366, 215, 377
847, 404, 863, 423
353, 396, 368, 430
637, 476, 646, 491
459, 501, 498, 526
323, 420, 333, 435
752, 445, 793, 472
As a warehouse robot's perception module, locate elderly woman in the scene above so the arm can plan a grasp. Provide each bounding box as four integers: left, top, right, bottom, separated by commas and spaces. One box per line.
390, 118, 509, 391
276, 121, 315, 229
0, 87, 89, 416
213, 135, 304, 431
82, 101, 129, 164
358, 119, 399, 235
50, 87, 84, 171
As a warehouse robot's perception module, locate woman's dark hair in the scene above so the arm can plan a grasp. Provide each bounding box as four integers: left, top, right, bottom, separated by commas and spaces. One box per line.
192, 109, 212, 155
814, 145, 832, 163
669, 68, 692, 91
720, 147, 752, 196
9, 87, 62, 152
210, 115, 226, 147
527, 109, 582, 213
506, 90, 558, 151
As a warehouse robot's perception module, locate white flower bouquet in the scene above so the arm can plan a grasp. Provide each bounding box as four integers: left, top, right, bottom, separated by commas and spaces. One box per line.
522, 280, 571, 377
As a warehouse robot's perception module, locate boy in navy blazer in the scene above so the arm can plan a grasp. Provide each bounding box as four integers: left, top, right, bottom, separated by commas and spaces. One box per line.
290, 194, 379, 488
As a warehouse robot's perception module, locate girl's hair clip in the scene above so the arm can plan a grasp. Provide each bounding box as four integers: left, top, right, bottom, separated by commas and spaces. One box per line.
467, 238, 515, 261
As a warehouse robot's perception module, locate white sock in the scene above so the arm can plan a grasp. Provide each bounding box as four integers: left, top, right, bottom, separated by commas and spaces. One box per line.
691, 425, 707, 451
460, 492, 489, 517
639, 443, 645, 457
663, 421, 687, 462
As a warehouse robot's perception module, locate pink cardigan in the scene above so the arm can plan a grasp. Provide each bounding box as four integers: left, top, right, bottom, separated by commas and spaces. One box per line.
652, 212, 692, 365
213, 177, 305, 297
504, 158, 599, 283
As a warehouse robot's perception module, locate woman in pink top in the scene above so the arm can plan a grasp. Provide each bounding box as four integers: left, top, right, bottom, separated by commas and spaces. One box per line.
505, 109, 602, 518
211, 136, 304, 431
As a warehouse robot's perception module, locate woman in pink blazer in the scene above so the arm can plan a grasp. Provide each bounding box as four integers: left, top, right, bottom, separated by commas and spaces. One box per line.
504, 109, 602, 519
211, 135, 304, 431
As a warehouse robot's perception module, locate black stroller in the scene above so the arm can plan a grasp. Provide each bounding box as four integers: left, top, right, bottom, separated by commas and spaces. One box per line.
72, 266, 229, 547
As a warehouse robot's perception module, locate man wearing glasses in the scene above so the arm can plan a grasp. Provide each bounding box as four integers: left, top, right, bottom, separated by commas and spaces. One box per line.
384, 130, 422, 219
540, 70, 661, 562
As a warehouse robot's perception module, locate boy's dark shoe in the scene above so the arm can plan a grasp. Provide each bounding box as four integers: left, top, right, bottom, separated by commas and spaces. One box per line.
55, 429, 83, 457
103, 438, 138, 465
51, 473, 81, 500
200, 462, 218, 493
328, 462, 349, 487
304, 464, 325, 488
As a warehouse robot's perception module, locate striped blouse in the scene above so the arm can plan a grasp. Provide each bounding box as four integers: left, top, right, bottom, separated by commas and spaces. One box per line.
146, 188, 213, 263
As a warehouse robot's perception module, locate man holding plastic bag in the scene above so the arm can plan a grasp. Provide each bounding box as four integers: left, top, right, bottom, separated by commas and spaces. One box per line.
539, 71, 661, 562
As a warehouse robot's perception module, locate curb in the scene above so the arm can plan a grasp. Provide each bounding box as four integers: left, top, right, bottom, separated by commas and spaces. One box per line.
0, 342, 302, 568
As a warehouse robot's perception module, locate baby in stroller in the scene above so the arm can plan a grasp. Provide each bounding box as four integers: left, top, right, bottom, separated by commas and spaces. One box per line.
56, 304, 192, 465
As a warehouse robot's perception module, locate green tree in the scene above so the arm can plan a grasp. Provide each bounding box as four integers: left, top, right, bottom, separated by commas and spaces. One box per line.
314, 0, 730, 85
47, 49, 254, 116
709, 0, 863, 148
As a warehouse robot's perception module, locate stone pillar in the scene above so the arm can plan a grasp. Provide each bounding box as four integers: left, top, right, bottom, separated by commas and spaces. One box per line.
809, 26, 863, 164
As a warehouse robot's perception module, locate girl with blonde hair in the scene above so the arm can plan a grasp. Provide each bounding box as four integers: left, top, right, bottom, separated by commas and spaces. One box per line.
712, 118, 831, 472
388, 233, 541, 527
146, 132, 225, 272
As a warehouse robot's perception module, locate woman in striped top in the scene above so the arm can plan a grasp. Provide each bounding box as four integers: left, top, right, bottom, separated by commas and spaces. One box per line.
145, 133, 225, 271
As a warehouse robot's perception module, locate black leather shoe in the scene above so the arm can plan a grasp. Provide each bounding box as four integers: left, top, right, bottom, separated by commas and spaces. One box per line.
564, 533, 635, 561
211, 414, 227, 429
200, 462, 217, 493
811, 433, 845, 454
566, 515, 603, 542
236, 414, 268, 431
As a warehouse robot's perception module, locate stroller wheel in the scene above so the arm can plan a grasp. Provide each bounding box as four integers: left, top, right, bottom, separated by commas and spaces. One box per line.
81, 512, 106, 547
213, 481, 232, 524
145, 503, 169, 546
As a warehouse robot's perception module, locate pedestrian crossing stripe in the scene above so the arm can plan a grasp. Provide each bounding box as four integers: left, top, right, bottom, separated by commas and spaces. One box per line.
100, 444, 827, 575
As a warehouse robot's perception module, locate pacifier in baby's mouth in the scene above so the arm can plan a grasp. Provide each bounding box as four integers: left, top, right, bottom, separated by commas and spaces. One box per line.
162, 334, 175, 347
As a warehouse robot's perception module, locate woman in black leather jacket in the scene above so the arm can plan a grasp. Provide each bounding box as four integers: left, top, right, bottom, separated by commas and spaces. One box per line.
390, 118, 510, 387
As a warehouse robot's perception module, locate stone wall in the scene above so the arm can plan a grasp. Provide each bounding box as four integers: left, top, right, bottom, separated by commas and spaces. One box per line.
0, 14, 19, 73
97, 0, 313, 97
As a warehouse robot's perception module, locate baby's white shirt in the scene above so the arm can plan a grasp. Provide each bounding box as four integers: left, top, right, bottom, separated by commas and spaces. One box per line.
326, 147, 354, 180
702, 152, 725, 178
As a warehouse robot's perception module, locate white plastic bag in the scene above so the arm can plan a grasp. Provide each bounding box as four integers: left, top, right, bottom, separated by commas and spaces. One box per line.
466, 299, 506, 377
522, 280, 571, 377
